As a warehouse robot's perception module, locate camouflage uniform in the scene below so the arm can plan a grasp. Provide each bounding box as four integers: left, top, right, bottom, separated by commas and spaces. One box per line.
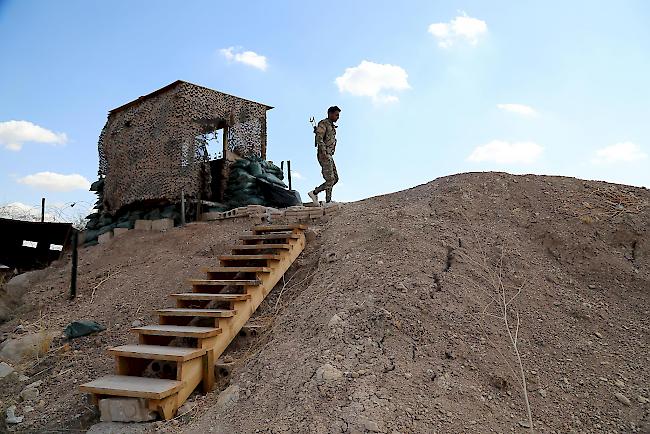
312, 118, 339, 202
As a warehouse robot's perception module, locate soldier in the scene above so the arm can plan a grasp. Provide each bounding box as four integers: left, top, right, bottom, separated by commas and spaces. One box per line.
308, 106, 341, 205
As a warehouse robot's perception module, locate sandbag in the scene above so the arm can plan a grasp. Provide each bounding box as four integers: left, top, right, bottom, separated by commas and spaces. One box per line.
260, 172, 287, 188
231, 159, 251, 170
89, 179, 104, 192
257, 179, 302, 207
64, 320, 105, 339
248, 161, 263, 177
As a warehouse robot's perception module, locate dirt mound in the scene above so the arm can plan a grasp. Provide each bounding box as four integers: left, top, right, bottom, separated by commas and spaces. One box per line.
184, 172, 649, 433
1, 172, 649, 433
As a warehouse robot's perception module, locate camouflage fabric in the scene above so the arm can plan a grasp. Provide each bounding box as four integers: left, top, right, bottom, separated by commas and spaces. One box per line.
314, 118, 337, 154
313, 144, 339, 202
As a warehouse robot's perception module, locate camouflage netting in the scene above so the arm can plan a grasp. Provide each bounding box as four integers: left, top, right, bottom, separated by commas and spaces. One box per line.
97, 81, 270, 214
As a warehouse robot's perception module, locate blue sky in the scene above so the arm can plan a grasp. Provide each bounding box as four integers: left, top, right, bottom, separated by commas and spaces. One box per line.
1, 0, 649, 221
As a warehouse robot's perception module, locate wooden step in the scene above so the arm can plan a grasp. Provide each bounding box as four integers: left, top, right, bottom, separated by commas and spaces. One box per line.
80, 375, 181, 399
200, 266, 271, 273
157, 308, 236, 318
189, 279, 261, 286
229, 244, 291, 251
253, 224, 307, 234
132, 325, 221, 338
171, 293, 251, 302
239, 233, 299, 241
219, 254, 281, 261
108, 344, 206, 362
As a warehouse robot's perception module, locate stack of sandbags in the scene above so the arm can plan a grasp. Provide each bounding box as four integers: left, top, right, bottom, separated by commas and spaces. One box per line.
225, 156, 300, 208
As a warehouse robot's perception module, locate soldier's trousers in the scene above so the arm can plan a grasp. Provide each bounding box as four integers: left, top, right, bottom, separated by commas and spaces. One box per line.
313, 149, 339, 202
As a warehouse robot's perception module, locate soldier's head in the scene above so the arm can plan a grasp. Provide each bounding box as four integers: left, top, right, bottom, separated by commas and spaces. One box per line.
327, 106, 341, 123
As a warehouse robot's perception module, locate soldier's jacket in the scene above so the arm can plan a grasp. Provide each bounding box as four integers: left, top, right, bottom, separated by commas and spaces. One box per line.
314, 118, 337, 155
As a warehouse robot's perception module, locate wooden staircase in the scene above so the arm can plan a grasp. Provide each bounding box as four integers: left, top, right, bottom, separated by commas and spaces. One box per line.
80, 224, 307, 420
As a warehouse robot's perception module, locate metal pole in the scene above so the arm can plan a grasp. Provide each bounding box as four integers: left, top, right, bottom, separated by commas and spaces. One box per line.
70, 231, 78, 299
181, 189, 186, 226
287, 160, 292, 190
41, 198, 45, 222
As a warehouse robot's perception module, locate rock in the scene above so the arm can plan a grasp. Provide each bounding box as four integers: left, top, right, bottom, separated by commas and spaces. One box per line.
131, 320, 143, 328
26, 380, 42, 389
86, 421, 150, 434
5, 270, 45, 299
0, 298, 12, 322
615, 392, 631, 406
638, 395, 649, 404
328, 314, 343, 327
325, 252, 339, 263
0, 361, 14, 379
594, 331, 603, 339
216, 385, 240, 408
0, 332, 54, 363
20, 386, 39, 401
363, 419, 381, 432
304, 229, 318, 243
615, 379, 625, 388
18, 374, 29, 382
99, 398, 156, 422
23, 405, 34, 413
176, 402, 193, 415
6, 405, 23, 424
316, 364, 343, 382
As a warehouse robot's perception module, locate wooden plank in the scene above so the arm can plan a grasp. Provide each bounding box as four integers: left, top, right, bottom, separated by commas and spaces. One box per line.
108, 345, 206, 362
193, 233, 307, 376
176, 356, 204, 405
252, 224, 307, 234
149, 395, 176, 420
157, 308, 236, 318
200, 336, 218, 393
189, 279, 261, 286
132, 325, 221, 338
200, 266, 271, 273
79, 375, 181, 400
229, 244, 291, 250
171, 293, 251, 301
218, 254, 281, 261
239, 233, 299, 241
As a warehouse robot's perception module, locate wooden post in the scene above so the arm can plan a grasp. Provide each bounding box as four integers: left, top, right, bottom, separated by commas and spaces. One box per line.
222, 126, 229, 159
287, 160, 292, 190
181, 190, 186, 227
41, 198, 45, 222
70, 231, 78, 299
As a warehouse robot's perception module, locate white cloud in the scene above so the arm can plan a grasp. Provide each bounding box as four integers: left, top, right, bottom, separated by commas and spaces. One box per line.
220, 47, 268, 71
0, 120, 67, 151
428, 12, 488, 48
291, 170, 304, 180
591, 142, 647, 164
17, 172, 91, 192
497, 103, 538, 117
335, 60, 410, 103
468, 140, 544, 164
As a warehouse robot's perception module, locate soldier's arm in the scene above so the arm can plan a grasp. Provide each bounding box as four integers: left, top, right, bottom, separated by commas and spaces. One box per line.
315, 120, 327, 147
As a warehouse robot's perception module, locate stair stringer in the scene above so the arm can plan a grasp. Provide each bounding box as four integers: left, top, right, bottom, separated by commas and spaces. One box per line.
200, 231, 306, 383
